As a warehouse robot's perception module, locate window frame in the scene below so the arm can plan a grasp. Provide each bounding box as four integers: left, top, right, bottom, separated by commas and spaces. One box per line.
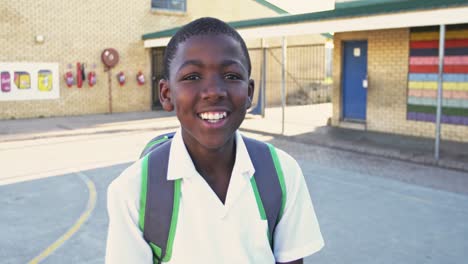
151, 0, 187, 12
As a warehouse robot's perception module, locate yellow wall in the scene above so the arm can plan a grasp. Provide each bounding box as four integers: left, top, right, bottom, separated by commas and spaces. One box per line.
0, 0, 278, 119
333, 29, 468, 142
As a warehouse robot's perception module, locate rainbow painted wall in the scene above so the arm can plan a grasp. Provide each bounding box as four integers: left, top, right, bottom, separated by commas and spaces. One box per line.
407, 24, 468, 125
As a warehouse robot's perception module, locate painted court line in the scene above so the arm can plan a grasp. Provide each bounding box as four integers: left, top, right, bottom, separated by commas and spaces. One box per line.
27, 170, 97, 264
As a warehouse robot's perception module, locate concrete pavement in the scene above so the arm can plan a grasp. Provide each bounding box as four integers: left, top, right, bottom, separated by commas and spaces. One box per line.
1, 103, 467, 172
1, 126, 467, 263
1, 105, 468, 263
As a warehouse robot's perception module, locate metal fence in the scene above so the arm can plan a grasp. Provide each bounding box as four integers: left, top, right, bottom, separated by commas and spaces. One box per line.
249, 44, 332, 108
151, 44, 332, 111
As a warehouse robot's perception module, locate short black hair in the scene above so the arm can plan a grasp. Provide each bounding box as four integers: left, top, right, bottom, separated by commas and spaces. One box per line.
163, 17, 251, 79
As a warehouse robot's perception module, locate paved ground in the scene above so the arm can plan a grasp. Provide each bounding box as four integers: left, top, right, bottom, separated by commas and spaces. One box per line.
1, 130, 468, 263
1, 104, 467, 172
278, 138, 468, 264
1, 104, 468, 263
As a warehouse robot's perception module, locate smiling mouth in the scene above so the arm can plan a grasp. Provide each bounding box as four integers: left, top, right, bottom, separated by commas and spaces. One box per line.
198, 112, 228, 123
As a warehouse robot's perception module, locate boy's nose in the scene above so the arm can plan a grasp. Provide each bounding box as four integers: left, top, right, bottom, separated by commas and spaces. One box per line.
202, 77, 227, 101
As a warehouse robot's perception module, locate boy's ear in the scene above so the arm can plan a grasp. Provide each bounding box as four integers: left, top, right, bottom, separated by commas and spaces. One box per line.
159, 79, 174, 112
246, 79, 255, 108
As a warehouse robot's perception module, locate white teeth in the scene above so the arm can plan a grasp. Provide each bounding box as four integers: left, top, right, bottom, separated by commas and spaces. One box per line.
199, 112, 227, 122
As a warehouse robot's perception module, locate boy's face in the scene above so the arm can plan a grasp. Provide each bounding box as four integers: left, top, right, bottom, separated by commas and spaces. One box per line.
160, 34, 254, 151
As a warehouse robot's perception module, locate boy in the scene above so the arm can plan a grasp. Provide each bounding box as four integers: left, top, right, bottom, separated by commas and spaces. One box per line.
105, 17, 323, 263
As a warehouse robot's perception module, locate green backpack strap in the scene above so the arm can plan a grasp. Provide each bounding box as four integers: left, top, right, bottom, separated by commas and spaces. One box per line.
243, 137, 286, 250
140, 140, 181, 263
139, 134, 285, 261
140, 132, 175, 158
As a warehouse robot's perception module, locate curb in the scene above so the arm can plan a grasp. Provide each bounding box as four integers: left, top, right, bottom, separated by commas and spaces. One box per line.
240, 128, 468, 173
2, 125, 467, 173
0, 125, 180, 143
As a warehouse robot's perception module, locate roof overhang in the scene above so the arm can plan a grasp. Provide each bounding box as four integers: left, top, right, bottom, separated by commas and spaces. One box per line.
263, 0, 334, 14
144, 3, 468, 48
235, 6, 468, 38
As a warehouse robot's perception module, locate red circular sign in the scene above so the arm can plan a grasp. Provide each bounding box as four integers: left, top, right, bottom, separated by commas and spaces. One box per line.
101, 48, 119, 68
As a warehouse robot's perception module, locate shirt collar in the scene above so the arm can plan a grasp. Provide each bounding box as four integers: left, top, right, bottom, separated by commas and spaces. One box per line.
167, 128, 197, 181
232, 131, 256, 180
167, 129, 255, 181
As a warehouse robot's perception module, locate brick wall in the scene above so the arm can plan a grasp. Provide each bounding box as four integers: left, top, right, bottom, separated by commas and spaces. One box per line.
332, 29, 468, 142
0, 0, 277, 119
0, 1, 184, 119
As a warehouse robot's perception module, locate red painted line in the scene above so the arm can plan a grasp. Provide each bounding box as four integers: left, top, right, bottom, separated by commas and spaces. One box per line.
410, 56, 468, 65
445, 90, 468, 99
408, 89, 468, 99
410, 57, 438, 65
409, 65, 438, 73
410, 39, 468, 49
446, 65, 468, 73
445, 56, 468, 65
408, 89, 434, 98
410, 65, 468, 73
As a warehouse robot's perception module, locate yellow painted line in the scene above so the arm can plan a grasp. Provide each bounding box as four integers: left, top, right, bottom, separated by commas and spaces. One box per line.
410, 30, 468, 41
28, 171, 97, 264
409, 81, 468, 91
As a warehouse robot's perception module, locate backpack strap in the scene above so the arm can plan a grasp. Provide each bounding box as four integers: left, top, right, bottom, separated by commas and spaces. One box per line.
140, 132, 176, 158
140, 140, 181, 263
139, 134, 285, 261
243, 137, 287, 249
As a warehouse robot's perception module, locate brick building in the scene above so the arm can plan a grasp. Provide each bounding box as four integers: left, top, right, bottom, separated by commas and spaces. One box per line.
0, 0, 279, 119
329, 1, 468, 143
151, 0, 468, 143
3, 0, 468, 143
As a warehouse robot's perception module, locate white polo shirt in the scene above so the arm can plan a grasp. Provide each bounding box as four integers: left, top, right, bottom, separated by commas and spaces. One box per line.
105, 129, 324, 263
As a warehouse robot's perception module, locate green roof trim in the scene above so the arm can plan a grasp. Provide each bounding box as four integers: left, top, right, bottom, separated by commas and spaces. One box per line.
253, 0, 288, 15
252, 1, 332, 39
143, 0, 468, 40
335, 0, 407, 9
321, 33, 334, 39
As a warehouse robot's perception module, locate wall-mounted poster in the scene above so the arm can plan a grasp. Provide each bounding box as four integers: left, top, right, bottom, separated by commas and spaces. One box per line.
0, 62, 59, 101
407, 25, 468, 126
1, 72, 11, 92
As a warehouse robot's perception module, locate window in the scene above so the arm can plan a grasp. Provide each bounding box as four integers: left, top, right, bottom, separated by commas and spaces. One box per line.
152, 0, 186, 12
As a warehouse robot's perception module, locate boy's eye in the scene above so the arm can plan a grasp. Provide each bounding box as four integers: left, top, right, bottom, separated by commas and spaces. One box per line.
182, 74, 200, 81
224, 73, 241, 80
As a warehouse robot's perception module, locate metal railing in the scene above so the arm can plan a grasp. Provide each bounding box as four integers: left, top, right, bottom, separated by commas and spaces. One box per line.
249, 44, 332, 108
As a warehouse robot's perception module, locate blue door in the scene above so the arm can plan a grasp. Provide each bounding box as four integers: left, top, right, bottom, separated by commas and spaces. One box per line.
342, 41, 367, 120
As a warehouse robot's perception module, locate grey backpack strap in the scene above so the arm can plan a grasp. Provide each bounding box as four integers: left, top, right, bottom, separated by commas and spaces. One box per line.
243, 137, 286, 248
140, 140, 181, 263
140, 132, 175, 158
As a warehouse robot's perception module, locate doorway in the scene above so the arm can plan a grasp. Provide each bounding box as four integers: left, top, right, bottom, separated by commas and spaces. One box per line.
342, 41, 368, 121
151, 47, 166, 110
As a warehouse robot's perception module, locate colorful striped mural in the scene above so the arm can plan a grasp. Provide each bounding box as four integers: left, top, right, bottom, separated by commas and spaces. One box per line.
407, 24, 468, 126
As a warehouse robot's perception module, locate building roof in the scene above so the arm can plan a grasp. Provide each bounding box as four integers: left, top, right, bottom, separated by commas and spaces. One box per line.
253, 0, 288, 15
143, 0, 468, 47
